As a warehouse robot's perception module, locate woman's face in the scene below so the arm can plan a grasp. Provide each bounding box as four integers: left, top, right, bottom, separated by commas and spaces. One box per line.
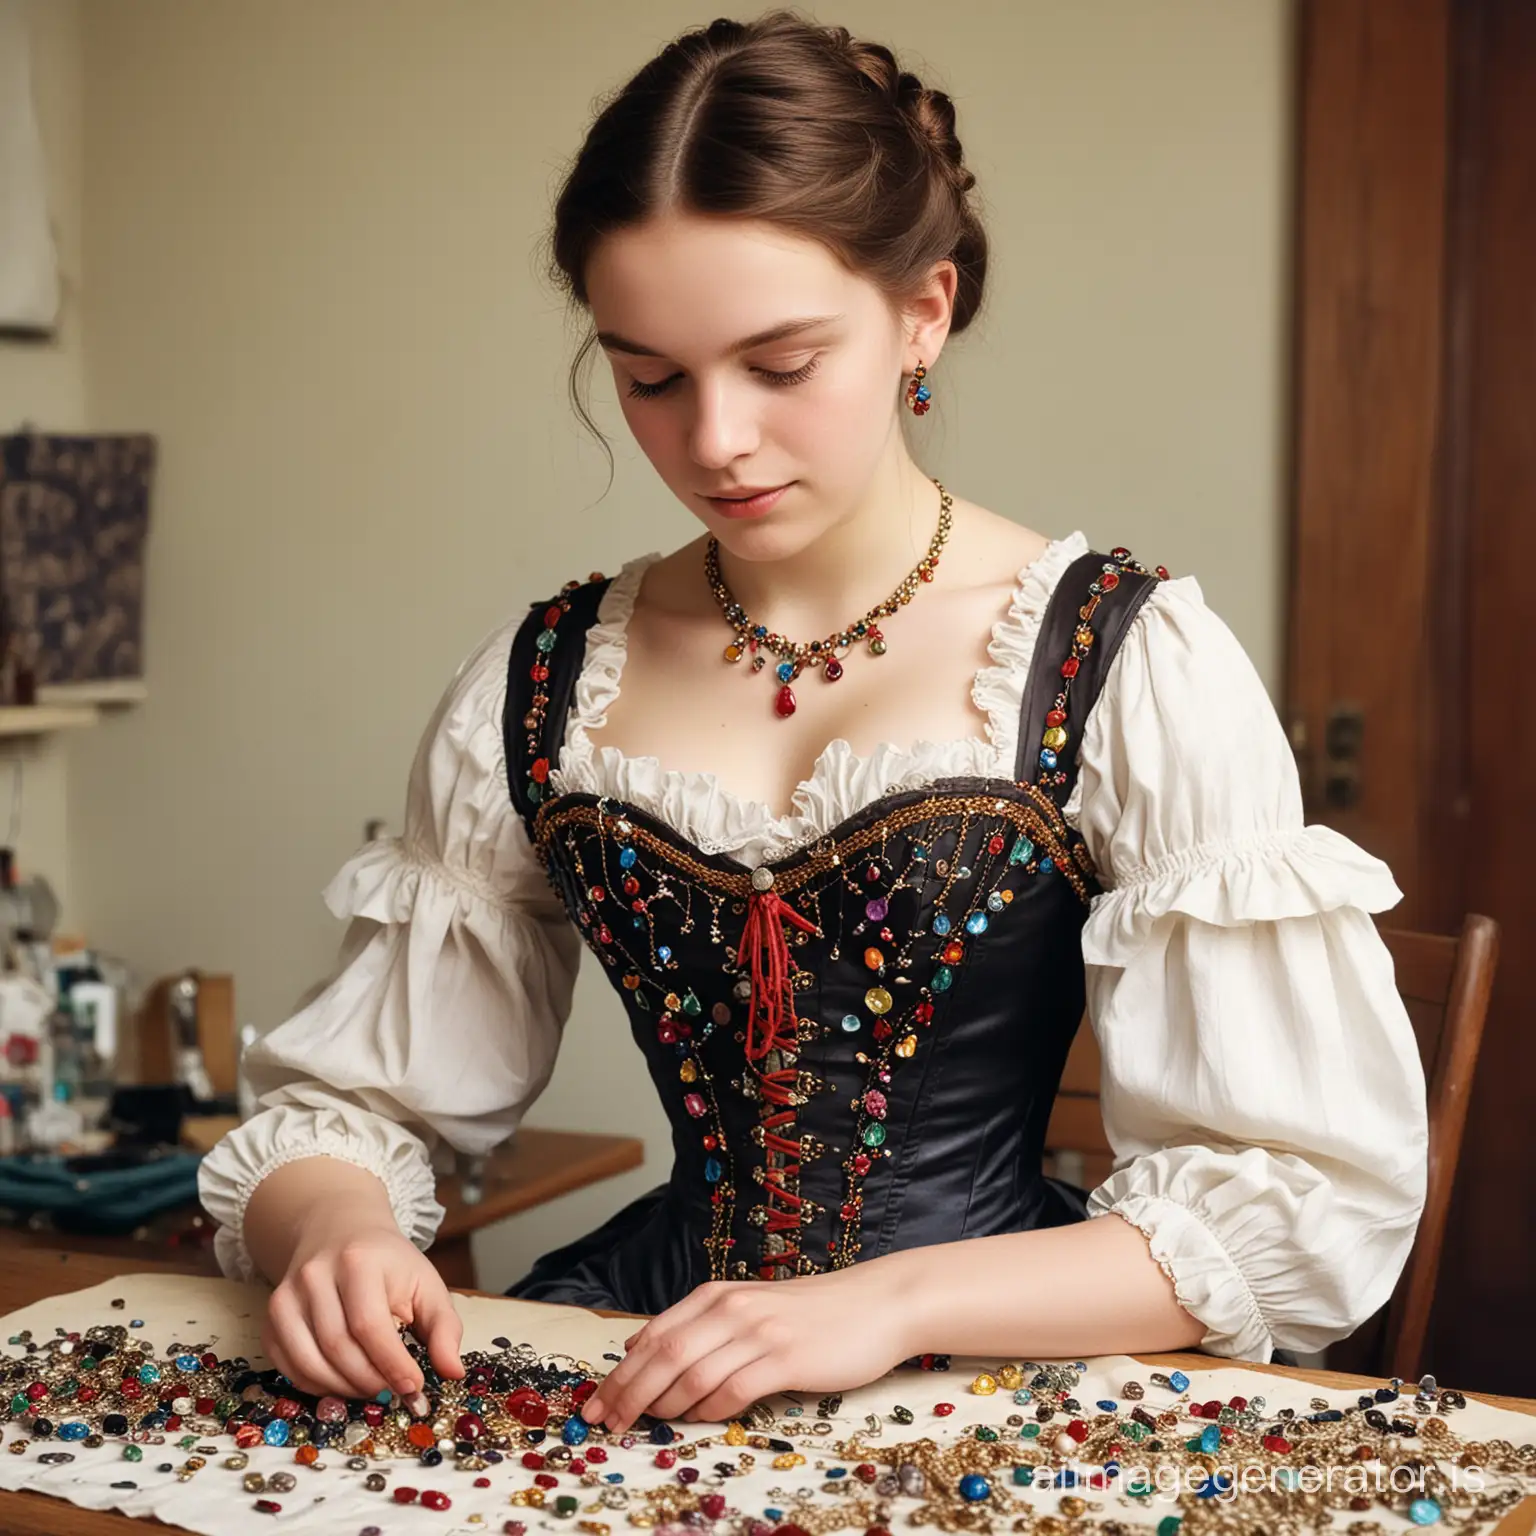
585, 211, 919, 563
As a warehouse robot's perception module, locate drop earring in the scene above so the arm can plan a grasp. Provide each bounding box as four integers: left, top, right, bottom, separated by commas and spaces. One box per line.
905, 361, 933, 416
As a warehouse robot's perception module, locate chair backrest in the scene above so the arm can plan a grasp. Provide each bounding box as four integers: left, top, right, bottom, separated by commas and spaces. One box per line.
1043, 913, 1500, 1378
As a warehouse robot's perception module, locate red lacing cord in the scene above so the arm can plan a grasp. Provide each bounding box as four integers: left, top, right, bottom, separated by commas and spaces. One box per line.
739, 886, 817, 1276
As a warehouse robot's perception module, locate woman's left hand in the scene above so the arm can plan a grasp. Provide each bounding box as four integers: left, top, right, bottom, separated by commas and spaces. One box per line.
580, 1260, 920, 1434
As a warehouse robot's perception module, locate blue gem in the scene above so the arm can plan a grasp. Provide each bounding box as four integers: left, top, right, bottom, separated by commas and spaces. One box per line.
1200, 1425, 1221, 1454
827, 1468, 847, 1479
658, 946, 672, 963
933, 966, 954, 992
137, 1366, 160, 1386
765, 1512, 783, 1524
562, 1417, 589, 1446
263, 1421, 290, 1447
1097, 1399, 1118, 1412
987, 892, 1005, 911
932, 914, 951, 936
965, 912, 989, 936
1009, 837, 1035, 865
1013, 1388, 1032, 1404
58, 1422, 89, 1441
1169, 1370, 1190, 1392
618, 847, 637, 869
1039, 857, 1055, 873
174, 1355, 200, 1373
704, 1158, 722, 1182
776, 662, 795, 684
1039, 748, 1058, 770
959, 1475, 991, 1502
841, 1014, 862, 1033
649, 1422, 673, 1445
1409, 1500, 1442, 1526
753, 625, 768, 639
913, 844, 928, 861
1198, 1476, 1230, 1500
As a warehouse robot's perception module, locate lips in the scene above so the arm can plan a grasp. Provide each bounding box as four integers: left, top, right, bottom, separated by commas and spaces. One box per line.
704, 483, 794, 519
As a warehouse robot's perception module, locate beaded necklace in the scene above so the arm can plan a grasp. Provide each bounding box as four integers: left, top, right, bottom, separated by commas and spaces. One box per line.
705, 479, 954, 719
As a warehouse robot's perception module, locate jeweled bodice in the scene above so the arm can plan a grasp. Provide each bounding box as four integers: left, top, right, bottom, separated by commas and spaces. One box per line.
504, 547, 1161, 1292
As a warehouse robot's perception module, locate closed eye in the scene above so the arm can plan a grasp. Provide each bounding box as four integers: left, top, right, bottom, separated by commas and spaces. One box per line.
626, 356, 823, 400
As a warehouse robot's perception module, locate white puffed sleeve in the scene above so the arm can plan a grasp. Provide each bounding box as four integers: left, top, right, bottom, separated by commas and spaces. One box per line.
197, 614, 582, 1281
1070, 576, 1428, 1361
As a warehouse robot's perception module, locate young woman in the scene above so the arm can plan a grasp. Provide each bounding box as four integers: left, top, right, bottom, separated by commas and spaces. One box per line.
199, 12, 1428, 1438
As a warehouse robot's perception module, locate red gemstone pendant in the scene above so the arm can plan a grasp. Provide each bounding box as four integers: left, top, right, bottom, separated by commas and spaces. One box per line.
824, 658, 844, 682
775, 685, 798, 718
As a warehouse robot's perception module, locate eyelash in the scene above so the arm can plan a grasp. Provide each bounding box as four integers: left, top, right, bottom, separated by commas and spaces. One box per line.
626, 356, 823, 400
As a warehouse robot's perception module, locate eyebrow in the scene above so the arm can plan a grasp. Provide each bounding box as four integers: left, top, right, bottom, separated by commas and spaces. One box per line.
595, 313, 845, 359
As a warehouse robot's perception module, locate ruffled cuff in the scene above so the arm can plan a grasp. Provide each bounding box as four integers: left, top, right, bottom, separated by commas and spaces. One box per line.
1090, 1188, 1273, 1361
1082, 824, 1402, 967
197, 1106, 445, 1283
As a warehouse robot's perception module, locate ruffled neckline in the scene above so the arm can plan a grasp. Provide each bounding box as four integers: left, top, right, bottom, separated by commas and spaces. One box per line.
546, 531, 1090, 864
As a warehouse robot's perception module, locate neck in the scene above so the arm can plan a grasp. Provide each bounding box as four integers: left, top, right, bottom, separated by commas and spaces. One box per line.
713, 455, 944, 635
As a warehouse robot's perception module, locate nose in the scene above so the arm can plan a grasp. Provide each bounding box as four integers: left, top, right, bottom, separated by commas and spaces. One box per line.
688, 375, 760, 469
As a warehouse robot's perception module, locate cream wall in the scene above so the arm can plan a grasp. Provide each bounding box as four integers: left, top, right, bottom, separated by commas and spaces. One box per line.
0, 0, 81, 918
57, 0, 1294, 1287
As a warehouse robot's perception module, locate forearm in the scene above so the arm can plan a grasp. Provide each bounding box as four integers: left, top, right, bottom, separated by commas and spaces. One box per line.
876, 1212, 1208, 1360
242, 1157, 402, 1283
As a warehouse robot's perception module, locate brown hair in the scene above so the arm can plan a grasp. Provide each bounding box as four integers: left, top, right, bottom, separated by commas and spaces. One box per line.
544, 10, 989, 470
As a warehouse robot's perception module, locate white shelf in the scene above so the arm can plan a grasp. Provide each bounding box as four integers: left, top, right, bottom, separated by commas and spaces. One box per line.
0, 704, 101, 736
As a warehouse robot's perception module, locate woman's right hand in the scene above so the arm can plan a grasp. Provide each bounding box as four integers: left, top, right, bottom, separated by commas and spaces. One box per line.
244, 1159, 465, 1401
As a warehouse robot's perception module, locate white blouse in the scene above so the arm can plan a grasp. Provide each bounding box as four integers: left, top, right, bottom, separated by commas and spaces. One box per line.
198, 531, 1428, 1362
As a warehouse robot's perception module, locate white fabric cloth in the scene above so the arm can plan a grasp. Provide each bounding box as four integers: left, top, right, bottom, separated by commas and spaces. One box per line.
198, 532, 1427, 1361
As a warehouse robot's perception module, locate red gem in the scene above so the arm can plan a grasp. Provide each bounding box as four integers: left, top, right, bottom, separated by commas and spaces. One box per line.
597, 927, 612, 945
655, 1449, 677, 1468
1061, 657, 1080, 679
1066, 1419, 1089, 1442
530, 663, 550, 683
1156, 565, 1170, 580
545, 605, 564, 627
194, 1396, 214, 1415
841, 1203, 859, 1221
872, 1020, 892, 1041
1202, 1400, 1222, 1418
1110, 546, 1131, 561
854, 1463, 879, 1483
1229, 1396, 1248, 1410
572, 1380, 598, 1403
569, 1459, 586, 1473
120, 1380, 142, 1400
200, 1353, 218, 1369
234, 1424, 263, 1447
475, 1476, 492, 1487
702, 1135, 719, 1150
987, 835, 1004, 855
255, 1501, 282, 1515
775, 685, 797, 718
853, 1154, 872, 1175
1046, 709, 1067, 727
77, 1387, 99, 1404
455, 1412, 486, 1441
586, 1446, 608, 1462
915, 1002, 934, 1023
701, 1494, 727, 1519
534, 1473, 559, 1488
505, 1524, 528, 1536
362, 1402, 385, 1426
622, 876, 640, 896
919, 566, 935, 581
933, 1402, 955, 1416
422, 1490, 452, 1511
164, 1413, 182, 1431
825, 658, 844, 682
1101, 571, 1120, 591
25, 1382, 47, 1401
393, 1487, 420, 1504
273, 1398, 302, 1420
1263, 1434, 1292, 1454
530, 757, 550, 784
522, 1451, 546, 1470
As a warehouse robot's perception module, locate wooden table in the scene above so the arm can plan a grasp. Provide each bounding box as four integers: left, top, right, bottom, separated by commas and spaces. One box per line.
2, 1127, 646, 1292
2, 1247, 1532, 1536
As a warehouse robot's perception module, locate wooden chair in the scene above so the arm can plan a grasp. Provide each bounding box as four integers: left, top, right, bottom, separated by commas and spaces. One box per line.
1042, 913, 1500, 1380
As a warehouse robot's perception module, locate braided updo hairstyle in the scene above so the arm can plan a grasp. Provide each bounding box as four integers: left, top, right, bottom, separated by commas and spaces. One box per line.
546, 10, 989, 464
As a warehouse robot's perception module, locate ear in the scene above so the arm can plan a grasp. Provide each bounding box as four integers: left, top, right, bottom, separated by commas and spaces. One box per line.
902, 258, 959, 373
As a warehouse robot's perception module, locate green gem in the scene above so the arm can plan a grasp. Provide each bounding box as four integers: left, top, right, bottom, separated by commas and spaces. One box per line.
1158, 1520, 1182, 1536
122, 1445, 143, 1462
1128, 1479, 1152, 1497
1019, 1424, 1040, 1438
681, 992, 702, 1017
58, 1378, 77, 1396
1123, 1420, 1148, 1441
555, 1495, 580, 1516
861, 1122, 887, 1147
6, 1336, 19, 1345
80, 1358, 98, 1372
1013, 1466, 1034, 1486
1009, 836, 1035, 865
178, 1435, 197, 1449
216, 1397, 238, 1418
9, 1393, 26, 1414
527, 780, 542, 804
975, 1427, 998, 1442
932, 966, 954, 992
535, 628, 558, 653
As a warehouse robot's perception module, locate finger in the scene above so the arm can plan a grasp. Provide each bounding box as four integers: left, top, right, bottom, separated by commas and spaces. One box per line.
590, 1316, 735, 1436
647, 1337, 773, 1423
264, 1289, 358, 1400
302, 1280, 392, 1399
337, 1266, 422, 1395
591, 1287, 727, 1421
408, 1279, 465, 1381
687, 1354, 784, 1425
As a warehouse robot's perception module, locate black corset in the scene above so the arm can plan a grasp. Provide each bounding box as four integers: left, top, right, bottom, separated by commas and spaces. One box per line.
500, 548, 1159, 1313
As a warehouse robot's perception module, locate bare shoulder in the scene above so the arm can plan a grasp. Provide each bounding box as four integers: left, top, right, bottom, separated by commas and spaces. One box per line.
943, 495, 1054, 595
